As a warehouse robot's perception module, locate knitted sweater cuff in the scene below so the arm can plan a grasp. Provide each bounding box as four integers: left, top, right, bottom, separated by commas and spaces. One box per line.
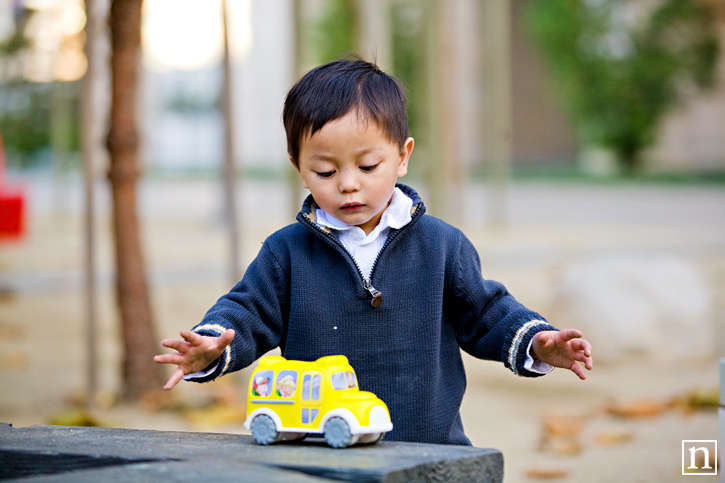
183, 324, 233, 384
505, 320, 558, 377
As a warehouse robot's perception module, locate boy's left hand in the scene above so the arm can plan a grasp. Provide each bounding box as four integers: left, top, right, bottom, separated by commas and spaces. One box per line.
531, 329, 593, 380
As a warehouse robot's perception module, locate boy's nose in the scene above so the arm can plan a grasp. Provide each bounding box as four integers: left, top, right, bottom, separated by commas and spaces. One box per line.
338, 169, 360, 192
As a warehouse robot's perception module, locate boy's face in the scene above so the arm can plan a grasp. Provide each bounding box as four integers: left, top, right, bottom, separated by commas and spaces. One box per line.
294, 111, 414, 235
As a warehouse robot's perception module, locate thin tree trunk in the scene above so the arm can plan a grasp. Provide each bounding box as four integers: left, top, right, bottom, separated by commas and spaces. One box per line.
82, 0, 102, 409
221, 0, 241, 284
482, 0, 512, 227
289, 0, 305, 219
107, 0, 163, 399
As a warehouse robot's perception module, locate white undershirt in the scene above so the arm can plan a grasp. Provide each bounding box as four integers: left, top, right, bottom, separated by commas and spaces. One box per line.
316, 187, 412, 280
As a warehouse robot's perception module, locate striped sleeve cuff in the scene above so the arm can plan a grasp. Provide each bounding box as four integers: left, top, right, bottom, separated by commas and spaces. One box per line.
182, 324, 233, 382
507, 319, 557, 377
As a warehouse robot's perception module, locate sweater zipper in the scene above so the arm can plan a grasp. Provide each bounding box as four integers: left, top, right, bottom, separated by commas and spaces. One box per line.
301, 203, 423, 308
301, 215, 383, 307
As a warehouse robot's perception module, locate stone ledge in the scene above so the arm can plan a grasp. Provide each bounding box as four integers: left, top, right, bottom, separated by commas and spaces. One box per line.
0, 422, 503, 482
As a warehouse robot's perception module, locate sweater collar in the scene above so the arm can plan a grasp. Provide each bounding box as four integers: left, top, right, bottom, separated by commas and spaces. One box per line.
314, 186, 413, 237
299, 183, 426, 223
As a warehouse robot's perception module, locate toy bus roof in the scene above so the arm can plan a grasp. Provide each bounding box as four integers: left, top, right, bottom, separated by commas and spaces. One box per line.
255, 355, 353, 372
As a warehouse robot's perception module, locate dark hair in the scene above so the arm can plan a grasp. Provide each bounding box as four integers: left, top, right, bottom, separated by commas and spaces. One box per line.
283, 59, 410, 166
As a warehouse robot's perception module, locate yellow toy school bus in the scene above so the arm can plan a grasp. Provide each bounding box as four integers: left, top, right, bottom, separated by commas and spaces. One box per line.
243, 355, 393, 448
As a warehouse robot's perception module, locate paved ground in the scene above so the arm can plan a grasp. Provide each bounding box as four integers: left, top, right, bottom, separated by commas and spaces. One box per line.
1, 175, 723, 482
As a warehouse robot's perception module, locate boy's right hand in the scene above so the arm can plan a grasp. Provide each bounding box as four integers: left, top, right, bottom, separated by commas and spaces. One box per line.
154, 329, 235, 390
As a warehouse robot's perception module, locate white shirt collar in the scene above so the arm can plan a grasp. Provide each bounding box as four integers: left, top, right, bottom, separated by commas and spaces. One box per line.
315, 187, 413, 240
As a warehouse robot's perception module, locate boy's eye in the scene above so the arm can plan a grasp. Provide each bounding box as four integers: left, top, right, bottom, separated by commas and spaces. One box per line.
316, 170, 335, 178
360, 163, 379, 173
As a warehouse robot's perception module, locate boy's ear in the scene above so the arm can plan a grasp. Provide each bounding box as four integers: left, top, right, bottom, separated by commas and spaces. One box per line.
397, 137, 414, 177
289, 156, 300, 172
289, 156, 309, 189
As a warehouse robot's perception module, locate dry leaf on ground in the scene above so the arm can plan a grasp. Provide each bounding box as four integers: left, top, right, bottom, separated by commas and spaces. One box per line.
605, 398, 665, 418
594, 431, 633, 446
526, 467, 570, 479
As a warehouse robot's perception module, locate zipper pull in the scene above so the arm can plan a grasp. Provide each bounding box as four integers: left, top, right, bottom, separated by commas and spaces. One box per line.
363, 279, 383, 307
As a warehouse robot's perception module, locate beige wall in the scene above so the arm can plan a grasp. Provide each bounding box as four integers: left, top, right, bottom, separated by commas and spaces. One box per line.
510, 0, 577, 166
646, 17, 725, 172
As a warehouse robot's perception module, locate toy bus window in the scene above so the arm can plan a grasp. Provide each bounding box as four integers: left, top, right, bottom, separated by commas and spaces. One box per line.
302, 408, 319, 424
332, 371, 357, 390
275, 370, 297, 398
347, 371, 357, 388
302, 374, 321, 400
251, 370, 273, 397
331, 372, 347, 390
302, 375, 310, 399
311, 375, 321, 400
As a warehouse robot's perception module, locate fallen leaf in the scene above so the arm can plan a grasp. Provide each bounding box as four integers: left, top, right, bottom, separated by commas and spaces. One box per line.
539, 437, 582, 455
0, 322, 23, 340
541, 413, 585, 436
606, 398, 665, 418
47, 410, 106, 427
684, 387, 719, 409
526, 467, 569, 479
0, 351, 27, 369
594, 431, 633, 446
538, 412, 586, 455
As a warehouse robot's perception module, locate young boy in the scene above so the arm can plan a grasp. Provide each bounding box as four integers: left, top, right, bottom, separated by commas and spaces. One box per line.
155, 59, 593, 446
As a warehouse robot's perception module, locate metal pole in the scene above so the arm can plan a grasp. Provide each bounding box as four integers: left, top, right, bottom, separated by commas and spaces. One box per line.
222, 0, 241, 283
81, 0, 101, 409
289, 0, 305, 220
482, 0, 512, 227
424, 0, 442, 217
425, 0, 462, 223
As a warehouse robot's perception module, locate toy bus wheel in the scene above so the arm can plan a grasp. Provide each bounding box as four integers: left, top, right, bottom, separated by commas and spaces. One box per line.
324, 417, 353, 448
251, 415, 280, 445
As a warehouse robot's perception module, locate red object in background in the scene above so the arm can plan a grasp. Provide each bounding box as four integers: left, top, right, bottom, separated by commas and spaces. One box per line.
0, 130, 26, 240
0, 189, 24, 239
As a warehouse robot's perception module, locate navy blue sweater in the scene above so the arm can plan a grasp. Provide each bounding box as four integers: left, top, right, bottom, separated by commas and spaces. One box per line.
190, 184, 557, 445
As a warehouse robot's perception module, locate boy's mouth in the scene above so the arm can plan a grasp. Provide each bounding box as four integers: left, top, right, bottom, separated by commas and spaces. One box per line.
341, 202, 364, 213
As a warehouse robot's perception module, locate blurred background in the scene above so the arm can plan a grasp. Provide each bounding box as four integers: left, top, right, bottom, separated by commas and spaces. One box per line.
0, 0, 724, 481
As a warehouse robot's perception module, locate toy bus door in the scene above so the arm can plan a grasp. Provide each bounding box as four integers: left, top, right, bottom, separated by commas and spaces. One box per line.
300, 371, 322, 427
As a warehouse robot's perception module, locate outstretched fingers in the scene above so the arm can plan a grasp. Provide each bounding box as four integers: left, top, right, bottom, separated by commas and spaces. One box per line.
558, 328, 583, 342
160, 338, 192, 354
179, 329, 205, 346
155, 329, 236, 390
154, 352, 186, 366
163, 367, 186, 391
547, 328, 593, 378
217, 329, 235, 347
570, 361, 587, 380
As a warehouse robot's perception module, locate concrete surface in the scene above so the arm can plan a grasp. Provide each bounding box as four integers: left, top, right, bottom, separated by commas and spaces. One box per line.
0, 423, 503, 482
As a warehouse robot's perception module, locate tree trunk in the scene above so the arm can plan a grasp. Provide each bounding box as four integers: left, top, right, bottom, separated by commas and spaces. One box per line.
107, 0, 163, 399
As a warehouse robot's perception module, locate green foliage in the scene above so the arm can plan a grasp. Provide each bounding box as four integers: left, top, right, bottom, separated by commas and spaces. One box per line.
0, 7, 80, 169
390, 0, 426, 146
525, 0, 720, 172
0, 81, 81, 168
0, 7, 34, 58
309, 0, 358, 65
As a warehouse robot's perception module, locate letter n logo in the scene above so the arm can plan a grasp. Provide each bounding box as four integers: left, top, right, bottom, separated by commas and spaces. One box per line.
682, 440, 718, 476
